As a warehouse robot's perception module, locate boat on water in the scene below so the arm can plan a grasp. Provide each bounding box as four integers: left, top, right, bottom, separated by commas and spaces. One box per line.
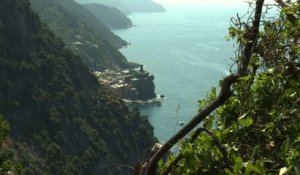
178, 121, 185, 126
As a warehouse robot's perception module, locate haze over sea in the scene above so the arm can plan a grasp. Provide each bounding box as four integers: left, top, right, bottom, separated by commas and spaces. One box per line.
113, 5, 245, 142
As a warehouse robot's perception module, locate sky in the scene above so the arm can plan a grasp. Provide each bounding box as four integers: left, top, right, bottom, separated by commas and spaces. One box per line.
154, 0, 275, 6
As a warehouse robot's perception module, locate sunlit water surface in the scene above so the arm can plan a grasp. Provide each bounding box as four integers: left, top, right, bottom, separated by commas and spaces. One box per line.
113, 5, 245, 142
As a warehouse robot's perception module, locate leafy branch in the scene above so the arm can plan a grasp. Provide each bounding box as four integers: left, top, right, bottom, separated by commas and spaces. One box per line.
161, 127, 228, 175
145, 0, 265, 174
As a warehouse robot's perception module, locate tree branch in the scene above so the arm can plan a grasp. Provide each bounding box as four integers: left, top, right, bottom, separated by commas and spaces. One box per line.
145, 1, 265, 174
162, 128, 228, 175
275, 0, 297, 25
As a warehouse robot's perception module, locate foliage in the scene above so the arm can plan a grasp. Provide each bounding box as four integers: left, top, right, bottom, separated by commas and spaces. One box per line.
160, 1, 300, 175
29, 0, 133, 71
83, 3, 132, 29
0, 115, 23, 175
0, 115, 9, 145
0, 160, 23, 175
0, 0, 156, 174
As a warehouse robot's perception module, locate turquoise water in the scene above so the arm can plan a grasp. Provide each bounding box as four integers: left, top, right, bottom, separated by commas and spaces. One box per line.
113, 5, 243, 142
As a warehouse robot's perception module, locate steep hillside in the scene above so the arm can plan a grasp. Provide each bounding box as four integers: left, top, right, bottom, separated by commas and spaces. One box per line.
75, 0, 165, 14
122, 0, 166, 13
0, 0, 156, 174
84, 3, 132, 29
30, 0, 135, 71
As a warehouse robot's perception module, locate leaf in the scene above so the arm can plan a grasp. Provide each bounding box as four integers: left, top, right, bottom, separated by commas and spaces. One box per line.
238, 113, 247, 120
294, 136, 300, 144
233, 156, 243, 174
290, 92, 297, 98
267, 68, 275, 74
281, 140, 289, 158
224, 169, 234, 175
292, 159, 300, 175
245, 162, 263, 175
279, 167, 289, 175
238, 114, 253, 127
250, 145, 260, 160
239, 76, 250, 81
210, 87, 217, 99
158, 159, 163, 169
203, 117, 214, 129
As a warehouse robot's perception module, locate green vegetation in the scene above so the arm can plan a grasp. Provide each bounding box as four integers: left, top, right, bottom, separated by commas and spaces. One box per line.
30, 0, 135, 71
0, 115, 23, 175
0, 0, 155, 174
83, 3, 132, 29
0, 115, 9, 144
146, 1, 300, 175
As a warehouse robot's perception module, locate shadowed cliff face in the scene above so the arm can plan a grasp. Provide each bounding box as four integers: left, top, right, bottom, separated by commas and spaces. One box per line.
83, 3, 133, 29
133, 74, 156, 100
29, 0, 136, 71
0, 0, 156, 174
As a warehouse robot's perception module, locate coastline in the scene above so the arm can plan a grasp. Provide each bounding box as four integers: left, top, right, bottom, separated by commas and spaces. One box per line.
123, 94, 165, 106
94, 67, 161, 103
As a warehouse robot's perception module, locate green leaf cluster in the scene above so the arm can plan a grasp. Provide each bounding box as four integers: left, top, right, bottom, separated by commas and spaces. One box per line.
161, 2, 300, 175
0, 115, 23, 175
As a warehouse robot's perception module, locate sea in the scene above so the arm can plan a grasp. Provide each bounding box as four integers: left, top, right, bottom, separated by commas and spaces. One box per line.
113, 5, 245, 142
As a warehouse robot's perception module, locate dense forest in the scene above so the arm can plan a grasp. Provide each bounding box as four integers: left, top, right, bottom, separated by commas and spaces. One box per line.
1, 0, 299, 175
0, 0, 156, 174
29, 0, 136, 71
83, 3, 133, 29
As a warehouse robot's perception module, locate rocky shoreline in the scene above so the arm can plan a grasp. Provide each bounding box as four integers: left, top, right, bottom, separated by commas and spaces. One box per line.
94, 66, 163, 105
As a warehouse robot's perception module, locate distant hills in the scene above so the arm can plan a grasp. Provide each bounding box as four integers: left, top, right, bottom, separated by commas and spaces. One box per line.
0, 0, 156, 174
28, 0, 165, 71
83, 3, 133, 29
75, 0, 166, 15
30, 0, 136, 71
122, 0, 165, 13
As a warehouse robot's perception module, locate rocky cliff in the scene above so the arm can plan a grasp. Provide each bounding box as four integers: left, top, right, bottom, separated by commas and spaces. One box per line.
0, 0, 156, 174
30, 0, 136, 71
131, 69, 156, 100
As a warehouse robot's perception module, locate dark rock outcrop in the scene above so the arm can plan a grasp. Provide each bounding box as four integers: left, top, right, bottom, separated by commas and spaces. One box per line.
132, 72, 156, 100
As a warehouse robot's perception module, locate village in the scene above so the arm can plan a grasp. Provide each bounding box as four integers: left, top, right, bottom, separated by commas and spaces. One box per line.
94, 65, 163, 105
